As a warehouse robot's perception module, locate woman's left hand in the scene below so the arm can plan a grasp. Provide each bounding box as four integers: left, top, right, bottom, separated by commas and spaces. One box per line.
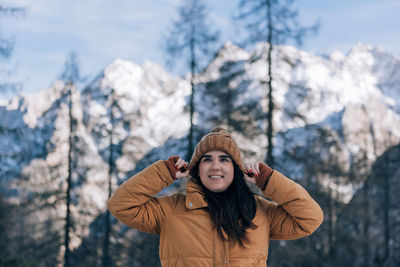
244, 163, 260, 184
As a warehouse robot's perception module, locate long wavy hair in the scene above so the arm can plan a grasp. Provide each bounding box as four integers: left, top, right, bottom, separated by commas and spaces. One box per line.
190, 161, 257, 247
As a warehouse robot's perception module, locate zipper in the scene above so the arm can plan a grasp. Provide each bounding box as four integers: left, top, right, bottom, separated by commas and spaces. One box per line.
225, 240, 230, 265
213, 228, 216, 267
223, 228, 229, 266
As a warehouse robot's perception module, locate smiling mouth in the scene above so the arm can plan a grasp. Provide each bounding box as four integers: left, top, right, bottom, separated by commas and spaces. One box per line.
209, 175, 223, 179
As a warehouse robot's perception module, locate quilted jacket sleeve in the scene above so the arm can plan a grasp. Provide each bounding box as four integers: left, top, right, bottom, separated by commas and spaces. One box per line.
262, 170, 324, 240
107, 160, 175, 234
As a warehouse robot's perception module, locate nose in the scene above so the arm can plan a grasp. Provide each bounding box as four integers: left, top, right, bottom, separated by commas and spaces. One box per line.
210, 159, 222, 170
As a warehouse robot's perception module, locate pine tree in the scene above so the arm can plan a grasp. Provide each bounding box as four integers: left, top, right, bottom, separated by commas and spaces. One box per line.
101, 86, 116, 267
60, 52, 83, 267
237, 0, 318, 168
164, 0, 219, 160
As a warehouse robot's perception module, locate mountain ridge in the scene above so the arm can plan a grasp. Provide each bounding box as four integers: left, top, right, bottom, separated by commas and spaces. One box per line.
0, 42, 399, 262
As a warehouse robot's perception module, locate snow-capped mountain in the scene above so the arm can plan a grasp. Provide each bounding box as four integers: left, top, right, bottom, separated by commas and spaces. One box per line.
2, 42, 399, 199
196, 42, 400, 200
0, 59, 191, 251
1, 42, 399, 264
81, 59, 190, 176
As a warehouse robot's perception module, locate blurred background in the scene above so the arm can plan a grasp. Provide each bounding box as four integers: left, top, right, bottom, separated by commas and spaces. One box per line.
1, 0, 399, 266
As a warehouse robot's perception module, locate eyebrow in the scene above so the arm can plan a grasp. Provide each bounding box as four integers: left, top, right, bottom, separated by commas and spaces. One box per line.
200, 154, 231, 159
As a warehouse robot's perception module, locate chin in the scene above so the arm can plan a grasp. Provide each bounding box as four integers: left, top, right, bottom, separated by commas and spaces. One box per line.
207, 187, 227, 193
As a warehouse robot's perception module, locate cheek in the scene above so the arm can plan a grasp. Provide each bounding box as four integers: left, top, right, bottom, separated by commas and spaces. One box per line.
198, 164, 208, 182
198, 164, 205, 176
227, 173, 234, 185
224, 166, 235, 185
227, 166, 234, 179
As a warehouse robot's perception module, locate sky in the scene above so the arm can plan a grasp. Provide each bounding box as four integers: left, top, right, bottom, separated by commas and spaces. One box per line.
1, 0, 400, 96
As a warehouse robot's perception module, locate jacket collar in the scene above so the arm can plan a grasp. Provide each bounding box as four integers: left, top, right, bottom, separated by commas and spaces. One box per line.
185, 177, 208, 209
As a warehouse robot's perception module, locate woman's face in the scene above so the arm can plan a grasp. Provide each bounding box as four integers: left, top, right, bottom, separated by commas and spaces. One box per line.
198, 150, 234, 193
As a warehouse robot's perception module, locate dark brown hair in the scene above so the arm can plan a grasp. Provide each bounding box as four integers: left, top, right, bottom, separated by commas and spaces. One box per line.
190, 161, 257, 247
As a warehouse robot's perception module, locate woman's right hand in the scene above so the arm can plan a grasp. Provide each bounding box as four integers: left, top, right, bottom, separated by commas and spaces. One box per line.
174, 157, 190, 179
164, 156, 190, 179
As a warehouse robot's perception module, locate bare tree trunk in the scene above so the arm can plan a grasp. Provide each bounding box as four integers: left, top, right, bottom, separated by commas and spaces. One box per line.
327, 186, 333, 258
64, 83, 73, 267
187, 27, 196, 160
369, 120, 392, 266
363, 123, 375, 267
102, 87, 116, 267
383, 168, 390, 264
327, 194, 333, 257
363, 177, 371, 267
265, 0, 274, 168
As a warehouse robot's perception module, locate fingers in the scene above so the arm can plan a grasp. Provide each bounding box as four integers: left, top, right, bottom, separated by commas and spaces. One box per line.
244, 164, 259, 185
174, 157, 189, 179
245, 164, 260, 177
175, 158, 188, 172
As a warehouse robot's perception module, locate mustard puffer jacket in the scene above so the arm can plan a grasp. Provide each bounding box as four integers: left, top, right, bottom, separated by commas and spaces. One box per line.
107, 160, 324, 267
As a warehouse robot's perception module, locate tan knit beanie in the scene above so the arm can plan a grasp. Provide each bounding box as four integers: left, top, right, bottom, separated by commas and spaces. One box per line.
189, 126, 245, 172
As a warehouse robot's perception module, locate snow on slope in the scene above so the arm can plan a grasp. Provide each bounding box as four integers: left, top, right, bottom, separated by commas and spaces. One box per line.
195, 42, 400, 203
0, 42, 399, 237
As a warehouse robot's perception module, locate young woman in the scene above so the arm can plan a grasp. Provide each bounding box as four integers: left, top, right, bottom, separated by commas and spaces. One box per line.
108, 127, 323, 266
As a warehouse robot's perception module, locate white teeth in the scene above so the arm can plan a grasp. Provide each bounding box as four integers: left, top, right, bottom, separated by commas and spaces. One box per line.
210, 176, 223, 179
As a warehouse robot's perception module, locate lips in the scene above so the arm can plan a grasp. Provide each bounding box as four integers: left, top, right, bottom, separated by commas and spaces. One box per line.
209, 175, 224, 179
